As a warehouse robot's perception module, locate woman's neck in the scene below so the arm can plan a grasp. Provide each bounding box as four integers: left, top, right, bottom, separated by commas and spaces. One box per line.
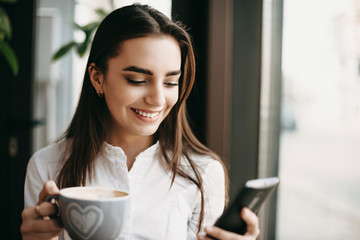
106, 133, 154, 170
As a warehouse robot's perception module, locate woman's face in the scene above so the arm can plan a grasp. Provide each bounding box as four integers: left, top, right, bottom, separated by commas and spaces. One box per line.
91, 35, 181, 142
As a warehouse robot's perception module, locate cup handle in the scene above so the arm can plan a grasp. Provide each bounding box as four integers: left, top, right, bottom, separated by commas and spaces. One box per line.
45, 195, 60, 219
46, 195, 59, 202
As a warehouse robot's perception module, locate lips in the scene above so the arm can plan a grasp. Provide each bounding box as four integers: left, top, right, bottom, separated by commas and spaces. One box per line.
131, 108, 161, 118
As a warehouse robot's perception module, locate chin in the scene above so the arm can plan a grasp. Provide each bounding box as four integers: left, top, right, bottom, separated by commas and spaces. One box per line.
135, 127, 159, 137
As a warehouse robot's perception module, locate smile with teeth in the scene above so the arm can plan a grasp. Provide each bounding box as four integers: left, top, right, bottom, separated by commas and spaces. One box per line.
133, 109, 160, 118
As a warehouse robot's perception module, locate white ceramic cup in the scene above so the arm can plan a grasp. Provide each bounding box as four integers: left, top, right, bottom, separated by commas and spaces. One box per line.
47, 186, 130, 240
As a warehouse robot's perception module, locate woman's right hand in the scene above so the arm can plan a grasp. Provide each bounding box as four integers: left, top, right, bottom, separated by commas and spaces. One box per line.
198, 207, 260, 240
21, 180, 63, 240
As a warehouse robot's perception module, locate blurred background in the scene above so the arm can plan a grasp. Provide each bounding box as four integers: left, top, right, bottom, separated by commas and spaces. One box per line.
1, 0, 359, 239
277, 0, 360, 239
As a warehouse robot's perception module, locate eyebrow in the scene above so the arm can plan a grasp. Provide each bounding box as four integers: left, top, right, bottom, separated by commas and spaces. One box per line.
122, 66, 181, 77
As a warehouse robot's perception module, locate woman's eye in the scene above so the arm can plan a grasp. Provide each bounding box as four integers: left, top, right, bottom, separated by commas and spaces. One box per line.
164, 82, 179, 87
126, 78, 147, 85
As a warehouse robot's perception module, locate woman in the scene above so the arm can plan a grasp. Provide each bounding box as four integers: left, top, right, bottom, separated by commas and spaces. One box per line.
21, 4, 260, 240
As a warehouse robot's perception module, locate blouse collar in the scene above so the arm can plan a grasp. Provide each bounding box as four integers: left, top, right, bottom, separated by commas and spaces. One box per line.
103, 141, 159, 159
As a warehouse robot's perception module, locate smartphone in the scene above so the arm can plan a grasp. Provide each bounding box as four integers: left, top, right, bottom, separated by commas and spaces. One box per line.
210, 177, 279, 238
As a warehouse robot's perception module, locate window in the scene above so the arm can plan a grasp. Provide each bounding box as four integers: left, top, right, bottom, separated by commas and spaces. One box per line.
277, 0, 360, 238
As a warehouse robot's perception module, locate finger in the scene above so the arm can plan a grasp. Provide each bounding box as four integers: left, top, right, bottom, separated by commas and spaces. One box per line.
22, 202, 58, 220
197, 234, 206, 240
38, 180, 59, 203
21, 218, 62, 235
22, 231, 59, 240
204, 226, 242, 240
22, 206, 42, 220
197, 233, 215, 240
241, 208, 260, 237
38, 202, 59, 217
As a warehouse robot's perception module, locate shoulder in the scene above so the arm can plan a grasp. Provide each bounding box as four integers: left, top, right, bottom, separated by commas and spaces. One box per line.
181, 152, 225, 181
32, 140, 68, 160
28, 140, 69, 170
25, 140, 70, 206
183, 151, 223, 170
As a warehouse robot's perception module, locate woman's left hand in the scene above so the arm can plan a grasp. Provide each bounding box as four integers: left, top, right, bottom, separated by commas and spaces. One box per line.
197, 207, 260, 240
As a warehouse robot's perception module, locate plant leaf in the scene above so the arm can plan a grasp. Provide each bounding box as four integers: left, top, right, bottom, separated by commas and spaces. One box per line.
52, 41, 78, 61
0, 5, 11, 39
72, 22, 84, 32
76, 35, 92, 57
95, 8, 108, 19
73, 21, 100, 34
83, 22, 100, 35
0, 39, 18, 75
75, 22, 99, 57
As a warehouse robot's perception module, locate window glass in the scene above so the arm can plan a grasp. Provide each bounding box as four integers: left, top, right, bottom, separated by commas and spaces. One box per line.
277, 0, 360, 239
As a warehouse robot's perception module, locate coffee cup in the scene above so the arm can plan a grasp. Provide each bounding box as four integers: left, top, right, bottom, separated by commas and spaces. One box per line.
47, 186, 130, 240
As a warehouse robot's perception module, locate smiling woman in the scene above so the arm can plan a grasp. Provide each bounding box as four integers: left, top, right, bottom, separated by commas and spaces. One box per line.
88, 36, 181, 151
20, 4, 260, 240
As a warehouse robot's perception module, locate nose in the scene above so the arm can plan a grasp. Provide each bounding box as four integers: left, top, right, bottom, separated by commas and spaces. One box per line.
145, 83, 166, 107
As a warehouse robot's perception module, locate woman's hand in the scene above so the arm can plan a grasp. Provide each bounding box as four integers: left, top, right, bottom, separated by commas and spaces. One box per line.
197, 207, 260, 240
21, 180, 63, 240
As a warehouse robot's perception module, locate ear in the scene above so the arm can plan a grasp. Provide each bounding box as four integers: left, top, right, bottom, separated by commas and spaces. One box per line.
88, 63, 104, 94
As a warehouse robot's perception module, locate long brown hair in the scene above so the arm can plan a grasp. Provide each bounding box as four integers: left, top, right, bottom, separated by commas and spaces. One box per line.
57, 4, 229, 233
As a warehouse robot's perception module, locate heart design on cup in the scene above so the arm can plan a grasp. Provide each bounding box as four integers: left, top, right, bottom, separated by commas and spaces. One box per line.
66, 203, 104, 239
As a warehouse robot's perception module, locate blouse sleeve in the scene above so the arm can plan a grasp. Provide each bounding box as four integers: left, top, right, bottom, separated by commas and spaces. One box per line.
24, 153, 47, 207
187, 160, 226, 239
24, 143, 64, 208
24, 142, 66, 207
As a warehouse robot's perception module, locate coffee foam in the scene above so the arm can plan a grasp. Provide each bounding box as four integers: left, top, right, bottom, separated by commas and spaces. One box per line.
61, 187, 128, 200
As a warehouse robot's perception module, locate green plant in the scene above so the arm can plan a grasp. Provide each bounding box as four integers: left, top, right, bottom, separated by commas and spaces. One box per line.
0, 0, 19, 76
52, 7, 111, 62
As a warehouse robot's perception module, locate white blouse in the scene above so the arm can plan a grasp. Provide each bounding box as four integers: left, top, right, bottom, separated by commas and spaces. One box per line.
24, 140, 226, 240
